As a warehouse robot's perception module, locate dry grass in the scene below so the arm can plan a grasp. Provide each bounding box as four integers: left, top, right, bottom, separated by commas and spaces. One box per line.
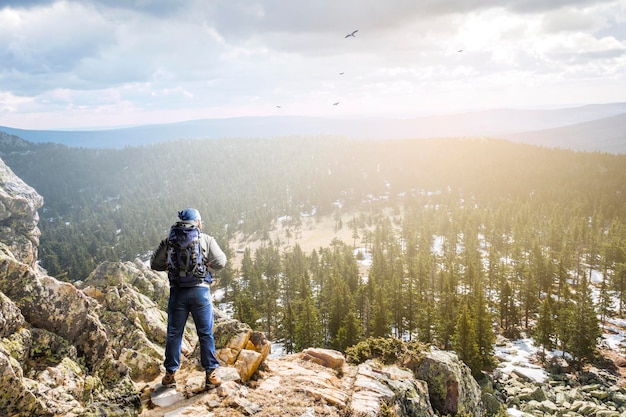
229, 214, 362, 271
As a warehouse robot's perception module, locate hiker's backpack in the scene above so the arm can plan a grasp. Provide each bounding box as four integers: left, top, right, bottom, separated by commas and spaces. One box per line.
166, 223, 209, 287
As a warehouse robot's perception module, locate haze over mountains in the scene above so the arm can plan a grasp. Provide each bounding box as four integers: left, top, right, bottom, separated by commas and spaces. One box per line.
2, 102, 625, 153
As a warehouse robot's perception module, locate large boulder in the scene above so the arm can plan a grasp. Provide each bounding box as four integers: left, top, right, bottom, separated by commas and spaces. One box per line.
79, 260, 170, 310
0, 290, 24, 337
0, 158, 43, 267
0, 248, 141, 416
351, 360, 435, 417
212, 311, 272, 382
416, 348, 485, 416
0, 248, 113, 373
303, 348, 346, 371
78, 260, 172, 381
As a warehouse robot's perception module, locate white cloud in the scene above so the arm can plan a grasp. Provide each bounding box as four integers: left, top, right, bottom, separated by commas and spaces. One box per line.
0, 91, 33, 114
541, 7, 605, 33
0, 2, 113, 75
0, 0, 624, 129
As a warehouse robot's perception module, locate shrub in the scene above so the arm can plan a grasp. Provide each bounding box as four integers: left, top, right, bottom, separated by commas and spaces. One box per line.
345, 337, 428, 366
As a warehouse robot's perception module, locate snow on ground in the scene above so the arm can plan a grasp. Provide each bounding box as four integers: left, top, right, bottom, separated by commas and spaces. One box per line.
496, 338, 577, 416
493, 269, 625, 387
590, 269, 604, 284
494, 337, 548, 383
212, 287, 235, 318
602, 318, 626, 351
212, 287, 225, 303
268, 341, 287, 359
587, 269, 626, 352
353, 247, 372, 267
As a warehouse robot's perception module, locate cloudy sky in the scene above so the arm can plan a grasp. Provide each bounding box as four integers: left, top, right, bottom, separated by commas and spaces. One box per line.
0, 0, 625, 130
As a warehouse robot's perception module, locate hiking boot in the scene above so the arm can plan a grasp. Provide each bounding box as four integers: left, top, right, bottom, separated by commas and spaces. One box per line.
161, 370, 176, 388
205, 368, 222, 389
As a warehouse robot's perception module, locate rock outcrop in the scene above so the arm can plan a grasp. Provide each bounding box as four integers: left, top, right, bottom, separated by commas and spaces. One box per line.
138, 346, 486, 417
416, 348, 485, 416
493, 346, 626, 417
0, 161, 140, 416
0, 158, 43, 267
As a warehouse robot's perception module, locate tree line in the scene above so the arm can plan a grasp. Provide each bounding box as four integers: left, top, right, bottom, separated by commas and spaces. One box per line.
230, 184, 621, 375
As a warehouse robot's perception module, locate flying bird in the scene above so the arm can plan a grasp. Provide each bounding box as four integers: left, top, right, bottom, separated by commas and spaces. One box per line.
339, 72, 344, 75
345, 29, 358, 38
276, 105, 282, 108
333, 102, 340, 106
458, 49, 463, 52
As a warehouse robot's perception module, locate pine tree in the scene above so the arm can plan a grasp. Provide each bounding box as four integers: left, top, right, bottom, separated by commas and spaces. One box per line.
259, 246, 281, 340
282, 302, 296, 354
436, 270, 458, 350
569, 273, 601, 364
555, 256, 572, 304
472, 286, 495, 370
416, 292, 435, 344
534, 295, 555, 354
232, 283, 259, 329
499, 273, 520, 333
351, 219, 360, 248
530, 243, 551, 297
389, 242, 405, 339
371, 288, 391, 337
555, 299, 573, 357
295, 296, 324, 351
615, 262, 626, 316
334, 311, 362, 351
453, 299, 480, 376
328, 278, 353, 347
405, 255, 419, 341
519, 262, 539, 329
597, 268, 613, 324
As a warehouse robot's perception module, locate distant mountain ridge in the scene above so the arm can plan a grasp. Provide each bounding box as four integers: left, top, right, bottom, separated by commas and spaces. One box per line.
503, 112, 626, 154
1, 102, 625, 153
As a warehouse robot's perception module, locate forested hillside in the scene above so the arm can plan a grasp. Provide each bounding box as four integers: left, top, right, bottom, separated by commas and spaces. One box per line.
1, 133, 625, 374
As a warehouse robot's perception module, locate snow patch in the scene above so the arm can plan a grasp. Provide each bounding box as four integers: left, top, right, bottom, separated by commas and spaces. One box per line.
494, 338, 548, 383
353, 247, 372, 266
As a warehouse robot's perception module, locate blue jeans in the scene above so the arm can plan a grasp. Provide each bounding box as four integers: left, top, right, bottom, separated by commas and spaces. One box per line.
164, 285, 219, 372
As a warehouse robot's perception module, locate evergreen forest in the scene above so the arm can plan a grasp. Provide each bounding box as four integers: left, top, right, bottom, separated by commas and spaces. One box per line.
1, 133, 626, 375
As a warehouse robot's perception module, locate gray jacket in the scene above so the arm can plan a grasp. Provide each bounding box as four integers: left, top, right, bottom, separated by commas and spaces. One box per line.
150, 227, 227, 273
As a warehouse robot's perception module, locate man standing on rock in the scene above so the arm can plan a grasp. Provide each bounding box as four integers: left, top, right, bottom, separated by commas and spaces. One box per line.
150, 208, 227, 390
